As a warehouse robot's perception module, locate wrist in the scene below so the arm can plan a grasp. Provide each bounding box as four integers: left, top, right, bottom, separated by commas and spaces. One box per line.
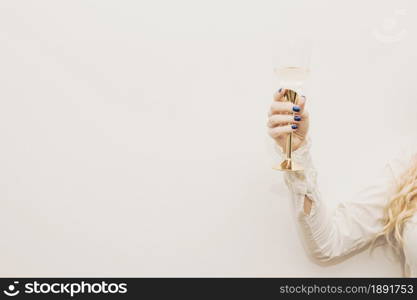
293, 138, 308, 151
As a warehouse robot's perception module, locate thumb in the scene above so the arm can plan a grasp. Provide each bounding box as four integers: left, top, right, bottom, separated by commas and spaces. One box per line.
297, 95, 307, 111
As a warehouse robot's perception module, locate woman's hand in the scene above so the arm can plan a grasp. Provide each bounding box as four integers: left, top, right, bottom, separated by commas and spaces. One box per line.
267, 89, 309, 151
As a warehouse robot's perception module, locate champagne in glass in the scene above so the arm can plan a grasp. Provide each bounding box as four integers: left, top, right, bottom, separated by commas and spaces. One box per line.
274, 66, 309, 89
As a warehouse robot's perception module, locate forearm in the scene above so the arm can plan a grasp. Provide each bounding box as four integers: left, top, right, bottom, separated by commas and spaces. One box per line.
277, 138, 391, 262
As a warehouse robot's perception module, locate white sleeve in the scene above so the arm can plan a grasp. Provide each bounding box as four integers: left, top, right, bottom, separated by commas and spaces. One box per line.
276, 138, 396, 262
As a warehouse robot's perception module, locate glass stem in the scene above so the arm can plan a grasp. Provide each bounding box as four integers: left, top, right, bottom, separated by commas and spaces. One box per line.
286, 132, 292, 161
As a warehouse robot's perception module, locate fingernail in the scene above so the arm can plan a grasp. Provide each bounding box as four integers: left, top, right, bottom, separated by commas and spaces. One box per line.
294, 115, 302, 121
278, 88, 282, 92
292, 105, 300, 112
291, 124, 298, 129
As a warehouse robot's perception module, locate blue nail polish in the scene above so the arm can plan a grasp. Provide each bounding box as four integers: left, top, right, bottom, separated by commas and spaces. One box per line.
294, 115, 302, 121
278, 88, 282, 92
293, 105, 300, 112
291, 124, 298, 129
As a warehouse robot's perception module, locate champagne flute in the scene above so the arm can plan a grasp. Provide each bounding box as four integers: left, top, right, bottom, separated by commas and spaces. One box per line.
272, 40, 311, 171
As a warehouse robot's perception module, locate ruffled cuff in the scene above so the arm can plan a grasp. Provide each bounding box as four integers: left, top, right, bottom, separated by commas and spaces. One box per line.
274, 137, 320, 216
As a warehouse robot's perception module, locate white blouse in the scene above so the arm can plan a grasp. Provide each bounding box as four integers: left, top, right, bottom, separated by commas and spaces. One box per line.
278, 138, 417, 277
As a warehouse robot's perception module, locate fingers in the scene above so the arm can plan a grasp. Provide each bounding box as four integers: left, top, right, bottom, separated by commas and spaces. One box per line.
267, 114, 301, 128
270, 89, 307, 116
269, 101, 303, 116
268, 91, 308, 143
268, 124, 297, 139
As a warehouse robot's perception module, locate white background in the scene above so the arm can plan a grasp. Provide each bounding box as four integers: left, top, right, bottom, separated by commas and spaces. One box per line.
0, 0, 415, 276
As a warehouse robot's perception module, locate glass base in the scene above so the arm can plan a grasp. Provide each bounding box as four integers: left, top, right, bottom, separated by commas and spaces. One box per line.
273, 159, 303, 172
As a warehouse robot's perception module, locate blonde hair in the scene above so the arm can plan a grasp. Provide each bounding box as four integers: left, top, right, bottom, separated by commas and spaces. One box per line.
374, 154, 417, 253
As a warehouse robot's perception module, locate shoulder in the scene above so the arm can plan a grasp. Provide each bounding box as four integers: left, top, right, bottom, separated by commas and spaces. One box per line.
386, 135, 417, 183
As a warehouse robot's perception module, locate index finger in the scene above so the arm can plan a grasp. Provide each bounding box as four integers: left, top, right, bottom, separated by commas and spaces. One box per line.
273, 88, 287, 102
